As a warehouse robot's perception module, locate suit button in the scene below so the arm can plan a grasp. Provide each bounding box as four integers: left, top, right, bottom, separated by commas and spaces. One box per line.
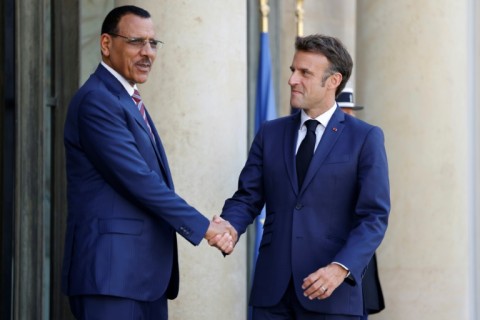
295, 203, 303, 210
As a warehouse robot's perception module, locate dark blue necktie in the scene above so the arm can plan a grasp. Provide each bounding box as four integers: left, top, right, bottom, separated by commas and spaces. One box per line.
296, 119, 319, 188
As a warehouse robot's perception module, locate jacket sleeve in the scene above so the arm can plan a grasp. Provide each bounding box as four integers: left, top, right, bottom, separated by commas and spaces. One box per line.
333, 126, 390, 283
221, 124, 267, 236
77, 89, 209, 245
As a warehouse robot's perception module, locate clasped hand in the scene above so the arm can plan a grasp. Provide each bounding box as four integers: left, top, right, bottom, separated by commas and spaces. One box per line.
204, 215, 238, 255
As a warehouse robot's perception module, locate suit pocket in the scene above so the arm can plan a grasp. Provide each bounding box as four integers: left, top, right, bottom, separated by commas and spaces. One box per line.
98, 218, 144, 235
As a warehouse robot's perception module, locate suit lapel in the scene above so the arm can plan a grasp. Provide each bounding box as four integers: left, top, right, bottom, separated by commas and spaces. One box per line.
300, 107, 345, 193
284, 113, 301, 195
147, 112, 175, 189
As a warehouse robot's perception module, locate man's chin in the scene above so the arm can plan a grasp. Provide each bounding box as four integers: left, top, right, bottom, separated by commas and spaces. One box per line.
290, 100, 301, 109
290, 104, 303, 110
134, 76, 149, 84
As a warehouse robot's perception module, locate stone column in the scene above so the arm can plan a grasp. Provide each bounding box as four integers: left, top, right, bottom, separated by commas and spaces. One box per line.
357, 1, 477, 319
113, 2, 247, 319
303, 0, 357, 88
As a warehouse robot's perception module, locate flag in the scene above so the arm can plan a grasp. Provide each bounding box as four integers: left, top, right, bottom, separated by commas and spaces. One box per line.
255, 33, 277, 133
253, 31, 277, 266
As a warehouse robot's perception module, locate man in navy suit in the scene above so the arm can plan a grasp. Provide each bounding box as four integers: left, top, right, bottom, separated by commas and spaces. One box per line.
215, 34, 390, 319
62, 5, 235, 320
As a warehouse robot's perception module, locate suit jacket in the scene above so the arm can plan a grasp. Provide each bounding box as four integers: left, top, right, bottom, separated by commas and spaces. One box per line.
62, 64, 209, 301
221, 109, 390, 316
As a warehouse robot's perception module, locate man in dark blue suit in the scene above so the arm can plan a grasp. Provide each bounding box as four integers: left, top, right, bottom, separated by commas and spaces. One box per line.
215, 34, 390, 319
62, 5, 235, 320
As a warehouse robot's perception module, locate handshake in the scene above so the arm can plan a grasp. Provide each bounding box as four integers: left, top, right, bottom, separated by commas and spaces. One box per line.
204, 215, 238, 255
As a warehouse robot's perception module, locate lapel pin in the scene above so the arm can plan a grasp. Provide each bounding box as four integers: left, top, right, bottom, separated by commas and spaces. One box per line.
333, 127, 338, 132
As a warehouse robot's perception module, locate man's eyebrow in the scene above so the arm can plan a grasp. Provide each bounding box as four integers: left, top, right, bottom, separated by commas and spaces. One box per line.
290, 66, 313, 74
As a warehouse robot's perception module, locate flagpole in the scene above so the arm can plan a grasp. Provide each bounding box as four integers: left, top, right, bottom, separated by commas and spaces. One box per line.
260, 0, 270, 33
296, 0, 304, 37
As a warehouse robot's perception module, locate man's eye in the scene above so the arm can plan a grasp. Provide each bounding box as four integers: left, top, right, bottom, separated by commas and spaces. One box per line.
148, 40, 158, 49
129, 38, 144, 46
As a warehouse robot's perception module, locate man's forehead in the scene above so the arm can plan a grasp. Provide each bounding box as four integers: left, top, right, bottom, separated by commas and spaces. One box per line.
117, 14, 154, 31
292, 51, 329, 69
119, 14, 151, 23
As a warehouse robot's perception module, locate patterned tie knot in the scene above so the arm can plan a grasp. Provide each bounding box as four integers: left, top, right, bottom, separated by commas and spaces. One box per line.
305, 119, 319, 133
132, 89, 142, 104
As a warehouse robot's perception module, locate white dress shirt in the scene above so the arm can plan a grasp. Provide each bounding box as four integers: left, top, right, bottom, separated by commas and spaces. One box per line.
295, 103, 337, 154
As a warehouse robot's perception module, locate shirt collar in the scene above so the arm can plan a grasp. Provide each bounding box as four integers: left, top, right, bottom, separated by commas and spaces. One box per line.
299, 102, 337, 129
101, 61, 138, 96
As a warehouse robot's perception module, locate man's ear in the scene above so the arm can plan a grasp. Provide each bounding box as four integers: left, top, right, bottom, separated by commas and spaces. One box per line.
100, 34, 111, 57
328, 72, 343, 91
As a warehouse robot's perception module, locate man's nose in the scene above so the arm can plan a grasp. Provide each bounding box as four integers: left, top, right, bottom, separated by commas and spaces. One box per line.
288, 73, 298, 86
140, 43, 156, 56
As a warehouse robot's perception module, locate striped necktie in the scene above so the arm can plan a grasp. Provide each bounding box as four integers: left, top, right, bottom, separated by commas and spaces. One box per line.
132, 89, 155, 141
